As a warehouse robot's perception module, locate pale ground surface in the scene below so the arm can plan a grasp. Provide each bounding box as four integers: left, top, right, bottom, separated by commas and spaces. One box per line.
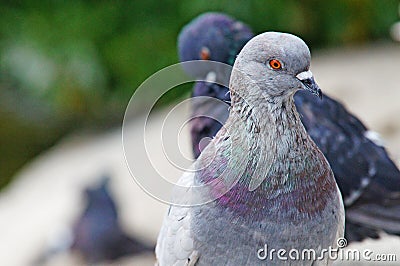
0, 44, 399, 266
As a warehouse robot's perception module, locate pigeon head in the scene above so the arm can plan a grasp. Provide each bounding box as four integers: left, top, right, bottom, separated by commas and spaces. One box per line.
231, 32, 322, 102
178, 12, 253, 64
178, 12, 253, 81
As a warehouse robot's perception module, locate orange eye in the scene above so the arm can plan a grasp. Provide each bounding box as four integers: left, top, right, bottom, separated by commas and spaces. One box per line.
200, 47, 210, 60
269, 59, 282, 70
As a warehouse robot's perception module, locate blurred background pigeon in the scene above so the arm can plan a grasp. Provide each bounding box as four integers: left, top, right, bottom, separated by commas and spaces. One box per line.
178, 12, 253, 83
70, 176, 153, 264
178, 13, 254, 158
178, 12, 400, 242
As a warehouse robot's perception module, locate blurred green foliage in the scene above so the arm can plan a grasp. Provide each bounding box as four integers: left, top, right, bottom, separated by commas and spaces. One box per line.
0, 0, 398, 188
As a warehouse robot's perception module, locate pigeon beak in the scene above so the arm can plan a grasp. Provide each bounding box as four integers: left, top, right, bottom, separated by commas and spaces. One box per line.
296, 70, 322, 99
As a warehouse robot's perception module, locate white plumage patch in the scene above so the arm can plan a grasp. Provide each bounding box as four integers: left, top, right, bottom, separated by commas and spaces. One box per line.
344, 177, 371, 206
206, 71, 216, 83
364, 130, 385, 147
156, 171, 198, 266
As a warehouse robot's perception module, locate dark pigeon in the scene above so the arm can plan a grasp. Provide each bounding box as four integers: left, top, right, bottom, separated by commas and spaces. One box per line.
71, 177, 153, 263
179, 12, 400, 242
178, 12, 253, 80
179, 12, 252, 158
190, 81, 230, 157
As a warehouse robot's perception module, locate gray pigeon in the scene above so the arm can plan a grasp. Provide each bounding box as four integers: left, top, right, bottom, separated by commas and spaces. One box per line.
180, 12, 400, 242
156, 32, 344, 265
71, 177, 153, 263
